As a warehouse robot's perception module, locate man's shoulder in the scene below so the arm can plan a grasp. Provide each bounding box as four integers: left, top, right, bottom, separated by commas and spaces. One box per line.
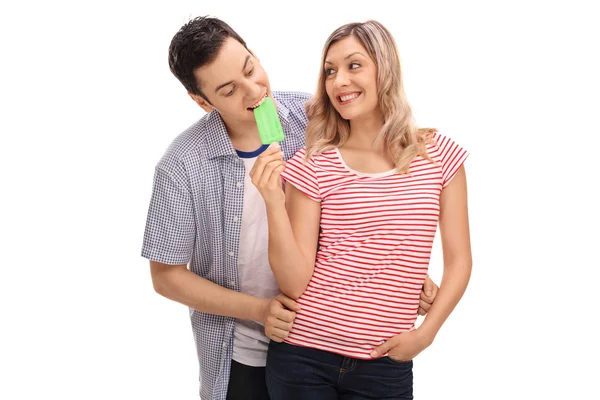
273, 90, 312, 109
155, 115, 212, 174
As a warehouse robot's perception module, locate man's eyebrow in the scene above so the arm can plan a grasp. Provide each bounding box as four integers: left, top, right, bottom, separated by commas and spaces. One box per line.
242, 54, 252, 71
214, 55, 252, 93
324, 52, 366, 65
215, 80, 233, 93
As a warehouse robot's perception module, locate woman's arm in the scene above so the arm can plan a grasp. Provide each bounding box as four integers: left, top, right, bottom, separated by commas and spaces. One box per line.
370, 164, 472, 360
265, 183, 321, 299
250, 144, 321, 299
418, 165, 473, 341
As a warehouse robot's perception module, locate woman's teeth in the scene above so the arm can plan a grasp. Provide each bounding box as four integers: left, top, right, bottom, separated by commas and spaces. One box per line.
340, 93, 360, 102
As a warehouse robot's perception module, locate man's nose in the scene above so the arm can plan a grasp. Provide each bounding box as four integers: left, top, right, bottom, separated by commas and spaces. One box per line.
244, 81, 264, 102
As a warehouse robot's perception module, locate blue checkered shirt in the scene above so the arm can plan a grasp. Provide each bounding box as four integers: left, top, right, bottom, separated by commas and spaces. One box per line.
142, 91, 311, 400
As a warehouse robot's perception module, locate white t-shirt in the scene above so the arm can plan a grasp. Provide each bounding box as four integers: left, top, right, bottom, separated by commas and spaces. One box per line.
233, 147, 280, 367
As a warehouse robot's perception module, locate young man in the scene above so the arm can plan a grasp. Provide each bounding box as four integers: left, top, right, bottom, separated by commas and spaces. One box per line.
141, 16, 439, 400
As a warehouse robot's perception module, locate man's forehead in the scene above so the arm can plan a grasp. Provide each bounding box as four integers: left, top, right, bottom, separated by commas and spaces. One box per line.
195, 40, 253, 89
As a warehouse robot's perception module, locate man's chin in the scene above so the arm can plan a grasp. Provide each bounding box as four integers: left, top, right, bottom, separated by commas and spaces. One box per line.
241, 113, 259, 126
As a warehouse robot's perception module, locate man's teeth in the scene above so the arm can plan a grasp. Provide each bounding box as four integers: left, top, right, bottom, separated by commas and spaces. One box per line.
249, 94, 268, 109
340, 93, 359, 102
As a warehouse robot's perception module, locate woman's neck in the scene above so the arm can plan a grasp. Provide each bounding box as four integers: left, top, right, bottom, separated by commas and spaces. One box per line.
346, 114, 385, 151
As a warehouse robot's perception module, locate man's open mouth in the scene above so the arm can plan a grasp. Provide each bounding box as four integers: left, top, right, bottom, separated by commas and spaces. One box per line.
247, 93, 268, 110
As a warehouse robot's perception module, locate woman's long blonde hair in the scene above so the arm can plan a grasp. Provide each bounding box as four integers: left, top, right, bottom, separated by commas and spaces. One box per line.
305, 20, 436, 173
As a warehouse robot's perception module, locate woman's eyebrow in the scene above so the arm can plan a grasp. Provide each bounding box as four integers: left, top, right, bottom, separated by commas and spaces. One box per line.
324, 52, 366, 65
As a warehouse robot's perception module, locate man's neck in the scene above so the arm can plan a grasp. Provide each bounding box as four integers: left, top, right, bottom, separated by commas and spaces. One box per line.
223, 119, 263, 152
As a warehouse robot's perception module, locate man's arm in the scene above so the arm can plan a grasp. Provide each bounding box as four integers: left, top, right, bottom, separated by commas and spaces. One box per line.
150, 261, 298, 327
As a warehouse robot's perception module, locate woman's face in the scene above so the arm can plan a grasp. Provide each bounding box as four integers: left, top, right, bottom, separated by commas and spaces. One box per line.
324, 36, 380, 122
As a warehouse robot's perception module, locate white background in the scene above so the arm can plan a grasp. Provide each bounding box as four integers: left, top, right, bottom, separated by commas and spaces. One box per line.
1, 1, 599, 399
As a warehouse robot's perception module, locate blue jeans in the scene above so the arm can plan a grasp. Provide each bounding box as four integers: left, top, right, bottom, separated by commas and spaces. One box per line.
266, 341, 413, 400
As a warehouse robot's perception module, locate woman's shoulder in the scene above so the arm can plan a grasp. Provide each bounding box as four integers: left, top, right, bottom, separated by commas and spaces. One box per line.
291, 145, 337, 160
420, 131, 469, 171
422, 130, 462, 153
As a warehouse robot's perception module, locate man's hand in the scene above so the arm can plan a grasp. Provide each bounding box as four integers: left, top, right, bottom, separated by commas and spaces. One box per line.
418, 274, 439, 315
261, 294, 300, 342
370, 329, 433, 362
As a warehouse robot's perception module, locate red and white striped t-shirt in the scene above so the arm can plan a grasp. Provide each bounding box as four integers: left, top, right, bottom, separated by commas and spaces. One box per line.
279, 133, 468, 359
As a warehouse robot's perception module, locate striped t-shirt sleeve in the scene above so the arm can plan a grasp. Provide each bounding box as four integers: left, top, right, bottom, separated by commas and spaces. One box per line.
435, 133, 469, 188
280, 147, 321, 202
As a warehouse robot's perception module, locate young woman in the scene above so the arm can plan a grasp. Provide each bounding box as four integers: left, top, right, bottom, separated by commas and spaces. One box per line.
250, 20, 472, 399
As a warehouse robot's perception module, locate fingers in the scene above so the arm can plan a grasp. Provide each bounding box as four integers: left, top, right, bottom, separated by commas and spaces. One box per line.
419, 275, 434, 314
370, 343, 388, 358
422, 274, 437, 297
271, 306, 296, 324
420, 275, 438, 308
418, 298, 430, 315
276, 293, 301, 312
250, 157, 284, 182
267, 298, 297, 324
265, 327, 290, 342
264, 142, 282, 156
258, 160, 285, 189
266, 314, 294, 332
370, 336, 398, 358
259, 143, 283, 160
265, 297, 296, 342
249, 144, 284, 179
269, 165, 286, 190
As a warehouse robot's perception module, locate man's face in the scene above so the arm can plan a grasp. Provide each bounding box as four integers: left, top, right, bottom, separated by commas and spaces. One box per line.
192, 37, 272, 126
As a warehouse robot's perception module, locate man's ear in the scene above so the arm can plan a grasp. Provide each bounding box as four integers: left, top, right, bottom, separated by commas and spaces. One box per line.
189, 93, 215, 113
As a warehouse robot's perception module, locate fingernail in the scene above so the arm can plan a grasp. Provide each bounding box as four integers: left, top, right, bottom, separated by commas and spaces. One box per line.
270, 143, 280, 150
370, 351, 377, 358
426, 290, 432, 296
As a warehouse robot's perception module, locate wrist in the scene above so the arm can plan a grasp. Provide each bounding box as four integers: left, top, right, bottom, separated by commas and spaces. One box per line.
265, 196, 286, 211
416, 326, 436, 346
252, 297, 270, 324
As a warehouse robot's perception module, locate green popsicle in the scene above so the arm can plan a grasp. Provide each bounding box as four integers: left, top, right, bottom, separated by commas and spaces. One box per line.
253, 97, 285, 144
